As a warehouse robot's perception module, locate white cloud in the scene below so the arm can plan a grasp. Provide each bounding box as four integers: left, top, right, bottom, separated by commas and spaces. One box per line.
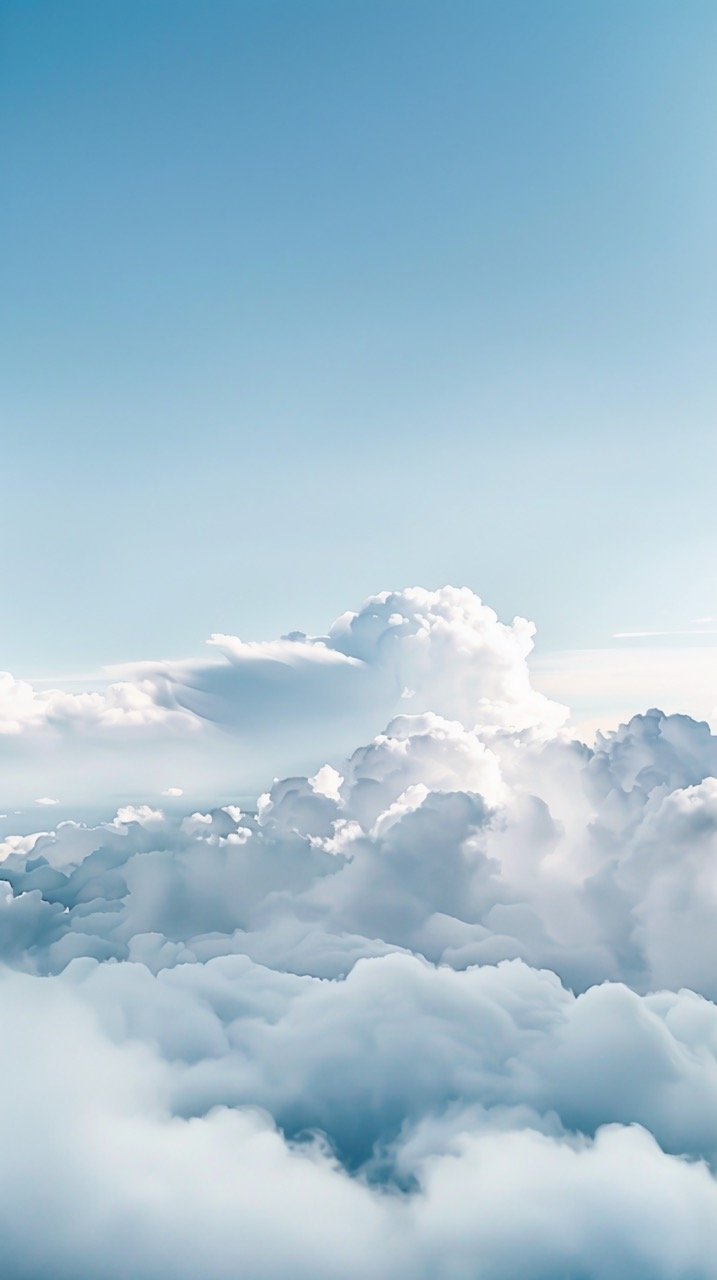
3, 587, 567, 743
114, 804, 165, 828
0, 670, 196, 737
0, 586, 571, 808
3, 585, 717, 1275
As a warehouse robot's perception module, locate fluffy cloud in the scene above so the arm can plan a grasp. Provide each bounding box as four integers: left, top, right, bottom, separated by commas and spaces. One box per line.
0, 587, 571, 808
0, 670, 194, 737
2, 586, 717, 1277
5, 960, 717, 1280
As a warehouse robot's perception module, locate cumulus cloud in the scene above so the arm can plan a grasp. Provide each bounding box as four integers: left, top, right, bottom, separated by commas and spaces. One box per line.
0, 587, 572, 807
3, 586, 717, 1277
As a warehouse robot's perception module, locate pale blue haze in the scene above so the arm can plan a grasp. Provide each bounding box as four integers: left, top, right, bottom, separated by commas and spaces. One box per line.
3, 0, 716, 673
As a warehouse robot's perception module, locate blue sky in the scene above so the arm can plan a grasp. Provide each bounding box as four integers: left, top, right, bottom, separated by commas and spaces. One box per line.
6, 10, 717, 1266
3, 0, 717, 677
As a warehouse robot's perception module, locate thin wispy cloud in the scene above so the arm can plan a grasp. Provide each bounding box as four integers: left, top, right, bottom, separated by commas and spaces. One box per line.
613, 628, 717, 639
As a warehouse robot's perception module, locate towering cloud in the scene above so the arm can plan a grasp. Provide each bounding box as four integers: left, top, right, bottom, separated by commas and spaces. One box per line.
2, 586, 717, 1278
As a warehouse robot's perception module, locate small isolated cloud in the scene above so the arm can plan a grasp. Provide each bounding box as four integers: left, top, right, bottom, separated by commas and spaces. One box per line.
162, 786, 184, 797
34, 796, 59, 806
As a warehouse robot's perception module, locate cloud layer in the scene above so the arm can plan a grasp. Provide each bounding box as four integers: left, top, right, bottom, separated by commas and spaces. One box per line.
2, 586, 717, 1277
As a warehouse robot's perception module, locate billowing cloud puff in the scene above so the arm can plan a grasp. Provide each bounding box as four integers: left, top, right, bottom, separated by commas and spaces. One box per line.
2, 587, 717, 1277
1, 586, 566, 743
0, 586, 568, 807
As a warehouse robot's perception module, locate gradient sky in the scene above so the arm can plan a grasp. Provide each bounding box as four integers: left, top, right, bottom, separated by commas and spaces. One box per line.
3, 0, 717, 677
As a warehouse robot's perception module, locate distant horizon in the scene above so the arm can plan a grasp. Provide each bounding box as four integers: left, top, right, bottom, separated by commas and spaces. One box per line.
2, 578, 716, 819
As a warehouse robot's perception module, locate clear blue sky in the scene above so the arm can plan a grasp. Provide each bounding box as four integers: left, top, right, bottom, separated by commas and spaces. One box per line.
3, 0, 716, 675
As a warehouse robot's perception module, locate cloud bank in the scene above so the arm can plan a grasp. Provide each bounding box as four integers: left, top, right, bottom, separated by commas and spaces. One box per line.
2, 585, 717, 1277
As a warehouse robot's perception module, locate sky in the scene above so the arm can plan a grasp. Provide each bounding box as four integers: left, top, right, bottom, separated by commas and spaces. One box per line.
6, 10, 717, 1277
2, 0, 717, 816
3, 0, 716, 679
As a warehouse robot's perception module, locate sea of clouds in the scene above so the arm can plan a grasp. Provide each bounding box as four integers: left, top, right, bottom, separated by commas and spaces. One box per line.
3, 586, 717, 1278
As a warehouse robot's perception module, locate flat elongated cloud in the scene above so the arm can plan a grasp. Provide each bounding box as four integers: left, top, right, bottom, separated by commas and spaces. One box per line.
3, 586, 717, 1277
